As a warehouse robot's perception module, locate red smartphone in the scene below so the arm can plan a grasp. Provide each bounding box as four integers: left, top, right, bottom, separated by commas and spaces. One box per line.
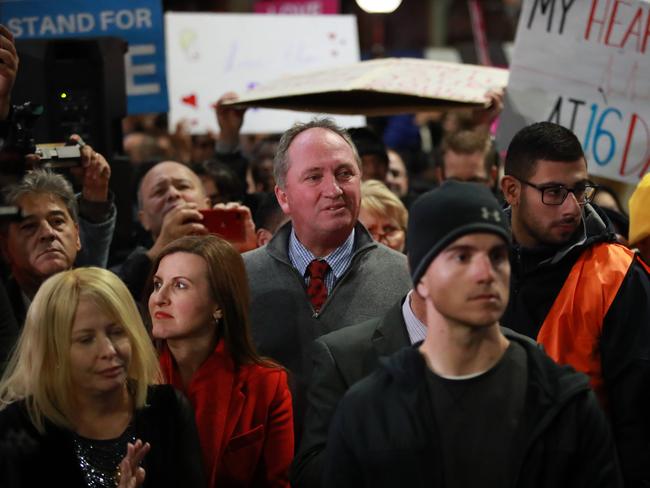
199, 208, 247, 242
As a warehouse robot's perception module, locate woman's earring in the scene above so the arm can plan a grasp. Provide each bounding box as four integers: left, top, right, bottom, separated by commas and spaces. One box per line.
213, 309, 222, 325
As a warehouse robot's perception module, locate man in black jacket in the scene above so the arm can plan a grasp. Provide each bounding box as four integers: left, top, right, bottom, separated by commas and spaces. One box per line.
292, 292, 424, 487
500, 122, 650, 486
324, 181, 621, 488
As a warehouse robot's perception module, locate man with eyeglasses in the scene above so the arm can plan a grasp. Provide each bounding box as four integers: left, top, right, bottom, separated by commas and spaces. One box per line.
500, 121, 650, 487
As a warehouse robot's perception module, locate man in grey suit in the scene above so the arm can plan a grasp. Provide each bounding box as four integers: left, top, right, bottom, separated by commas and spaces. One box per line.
292, 290, 426, 487
243, 118, 411, 439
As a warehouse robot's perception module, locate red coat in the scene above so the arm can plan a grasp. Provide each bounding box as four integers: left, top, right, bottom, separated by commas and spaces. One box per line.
160, 340, 294, 487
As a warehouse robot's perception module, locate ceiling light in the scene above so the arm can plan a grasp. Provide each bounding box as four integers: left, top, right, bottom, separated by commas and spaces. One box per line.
356, 0, 403, 14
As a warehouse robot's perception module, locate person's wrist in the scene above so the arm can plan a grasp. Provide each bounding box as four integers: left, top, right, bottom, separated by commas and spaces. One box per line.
82, 188, 109, 203
0, 96, 11, 121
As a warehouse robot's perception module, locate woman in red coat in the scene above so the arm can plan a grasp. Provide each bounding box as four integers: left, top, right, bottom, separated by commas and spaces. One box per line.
148, 235, 294, 487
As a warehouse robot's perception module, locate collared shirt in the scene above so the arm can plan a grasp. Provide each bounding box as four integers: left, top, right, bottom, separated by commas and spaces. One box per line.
288, 227, 356, 294
402, 290, 427, 345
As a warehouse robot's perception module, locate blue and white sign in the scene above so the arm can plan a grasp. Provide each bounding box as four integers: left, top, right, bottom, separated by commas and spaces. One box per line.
0, 0, 168, 114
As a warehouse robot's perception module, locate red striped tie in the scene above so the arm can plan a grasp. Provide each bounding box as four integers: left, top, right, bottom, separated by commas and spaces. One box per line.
307, 260, 329, 312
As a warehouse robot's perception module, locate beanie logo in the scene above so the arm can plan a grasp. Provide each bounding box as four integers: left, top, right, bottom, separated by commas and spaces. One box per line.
481, 207, 502, 222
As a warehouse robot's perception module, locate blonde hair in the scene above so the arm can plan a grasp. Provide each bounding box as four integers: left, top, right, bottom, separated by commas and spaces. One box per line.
0, 267, 161, 433
361, 179, 408, 231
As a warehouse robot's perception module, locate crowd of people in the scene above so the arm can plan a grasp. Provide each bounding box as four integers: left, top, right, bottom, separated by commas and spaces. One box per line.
1, 20, 650, 488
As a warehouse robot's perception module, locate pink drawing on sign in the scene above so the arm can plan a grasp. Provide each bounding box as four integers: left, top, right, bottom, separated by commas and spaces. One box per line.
182, 94, 198, 108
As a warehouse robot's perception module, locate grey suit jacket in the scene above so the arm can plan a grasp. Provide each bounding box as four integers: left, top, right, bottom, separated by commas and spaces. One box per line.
292, 297, 410, 488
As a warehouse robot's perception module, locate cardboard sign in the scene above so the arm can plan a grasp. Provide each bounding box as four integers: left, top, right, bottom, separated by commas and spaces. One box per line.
254, 0, 339, 14
0, 0, 168, 114
223, 57, 509, 116
164, 13, 364, 134
497, 0, 650, 183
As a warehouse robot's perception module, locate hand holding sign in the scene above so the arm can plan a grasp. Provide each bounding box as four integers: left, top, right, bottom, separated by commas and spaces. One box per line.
215, 92, 247, 148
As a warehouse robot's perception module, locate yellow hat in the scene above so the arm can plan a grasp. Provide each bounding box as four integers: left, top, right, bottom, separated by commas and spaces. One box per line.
628, 173, 650, 245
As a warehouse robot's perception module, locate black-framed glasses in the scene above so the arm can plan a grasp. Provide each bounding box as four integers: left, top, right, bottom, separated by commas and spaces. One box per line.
517, 178, 598, 206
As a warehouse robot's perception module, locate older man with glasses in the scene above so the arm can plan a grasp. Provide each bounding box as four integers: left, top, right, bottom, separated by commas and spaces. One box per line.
500, 121, 650, 488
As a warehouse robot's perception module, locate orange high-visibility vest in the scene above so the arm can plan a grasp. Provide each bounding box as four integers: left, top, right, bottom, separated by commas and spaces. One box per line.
537, 242, 635, 407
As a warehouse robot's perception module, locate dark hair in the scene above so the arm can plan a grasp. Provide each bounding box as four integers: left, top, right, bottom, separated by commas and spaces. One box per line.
250, 135, 281, 193
253, 192, 286, 234
441, 129, 496, 175
348, 127, 389, 168
197, 160, 246, 204
505, 122, 584, 180
251, 134, 282, 162
150, 235, 276, 369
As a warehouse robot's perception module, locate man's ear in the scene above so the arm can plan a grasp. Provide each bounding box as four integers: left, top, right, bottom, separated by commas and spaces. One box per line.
500, 175, 520, 206
74, 223, 81, 252
415, 280, 429, 301
256, 228, 273, 247
138, 209, 152, 231
274, 185, 290, 215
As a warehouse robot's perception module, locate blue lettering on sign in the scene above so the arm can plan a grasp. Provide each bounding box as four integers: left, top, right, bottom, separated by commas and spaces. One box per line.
0, 0, 168, 114
584, 104, 623, 166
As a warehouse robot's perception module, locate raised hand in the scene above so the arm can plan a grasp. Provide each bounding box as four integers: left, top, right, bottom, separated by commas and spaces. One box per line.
116, 439, 150, 488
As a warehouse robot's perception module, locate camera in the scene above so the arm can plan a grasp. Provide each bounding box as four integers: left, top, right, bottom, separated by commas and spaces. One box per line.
35, 144, 83, 169
0, 101, 82, 175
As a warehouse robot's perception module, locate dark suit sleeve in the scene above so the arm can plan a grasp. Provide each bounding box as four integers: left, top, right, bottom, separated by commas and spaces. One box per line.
600, 259, 650, 487
291, 338, 348, 488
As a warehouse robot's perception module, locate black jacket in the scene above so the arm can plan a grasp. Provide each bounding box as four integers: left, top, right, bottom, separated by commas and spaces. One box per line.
0, 385, 206, 487
502, 203, 650, 487
292, 298, 410, 488
323, 334, 622, 488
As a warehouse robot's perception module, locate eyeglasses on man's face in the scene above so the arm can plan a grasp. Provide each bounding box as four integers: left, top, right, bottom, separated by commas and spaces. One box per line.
517, 178, 598, 206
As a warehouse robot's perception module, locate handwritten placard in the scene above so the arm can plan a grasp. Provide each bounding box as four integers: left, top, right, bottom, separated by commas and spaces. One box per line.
497, 0, 650, 183
165, 12, 363, 134
223, 57, 509, 115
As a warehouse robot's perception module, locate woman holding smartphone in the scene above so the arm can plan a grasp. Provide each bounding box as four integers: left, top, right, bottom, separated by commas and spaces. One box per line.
148, 235, 294, 488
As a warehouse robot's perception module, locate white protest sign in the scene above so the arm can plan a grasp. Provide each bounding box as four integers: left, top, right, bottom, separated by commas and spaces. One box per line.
225, 57, 509, 115
165, 13, 364, 134
497, 0, 650, 183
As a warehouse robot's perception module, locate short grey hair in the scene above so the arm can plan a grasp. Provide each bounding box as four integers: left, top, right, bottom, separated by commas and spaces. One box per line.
2, 170, 78, 222
273, 118, 362, 189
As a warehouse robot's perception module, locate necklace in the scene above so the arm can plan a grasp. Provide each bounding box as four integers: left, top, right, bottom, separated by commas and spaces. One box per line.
72, 422, 135, 488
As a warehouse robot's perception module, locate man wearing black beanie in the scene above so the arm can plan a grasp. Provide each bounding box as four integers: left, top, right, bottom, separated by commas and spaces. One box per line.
323, 181, 621, 488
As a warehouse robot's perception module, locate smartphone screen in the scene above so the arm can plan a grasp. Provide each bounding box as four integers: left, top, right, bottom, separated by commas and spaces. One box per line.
199, 208, 247, 242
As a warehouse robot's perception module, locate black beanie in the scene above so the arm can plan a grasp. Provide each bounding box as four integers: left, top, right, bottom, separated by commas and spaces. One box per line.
407, 180, 511, 285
